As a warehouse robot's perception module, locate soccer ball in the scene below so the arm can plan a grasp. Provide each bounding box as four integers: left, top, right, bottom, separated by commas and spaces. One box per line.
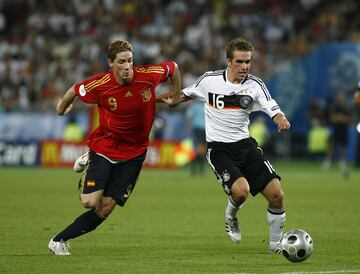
281, 229, 313, 263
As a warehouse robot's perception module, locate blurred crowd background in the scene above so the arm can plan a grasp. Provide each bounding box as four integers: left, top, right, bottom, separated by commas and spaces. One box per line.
1, 0, 359, 112
0, 0, 360, 167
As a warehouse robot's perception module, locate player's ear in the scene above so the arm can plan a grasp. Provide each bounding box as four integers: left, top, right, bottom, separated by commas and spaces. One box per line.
226, 58, 232, 67
108, 59, 113, 69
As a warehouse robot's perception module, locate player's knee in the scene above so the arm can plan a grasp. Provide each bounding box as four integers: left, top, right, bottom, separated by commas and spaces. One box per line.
80, 198, 97, 209
231, 179, 250, 201
97, 204, 115, 218
97, 200, 116, 217
269, 189, 285, 208
80, 195, 100, 209
80, 191, 103, 209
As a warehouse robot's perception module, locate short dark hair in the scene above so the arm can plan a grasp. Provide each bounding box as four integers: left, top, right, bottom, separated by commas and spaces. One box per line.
226, 37, 254, 59
107, 40, 133, 61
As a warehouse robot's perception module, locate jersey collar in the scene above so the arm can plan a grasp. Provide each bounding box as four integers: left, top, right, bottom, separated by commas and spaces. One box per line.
224, 69, 249, 85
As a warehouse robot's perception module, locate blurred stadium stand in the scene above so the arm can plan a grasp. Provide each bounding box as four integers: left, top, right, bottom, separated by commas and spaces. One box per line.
0, 0, 359, 162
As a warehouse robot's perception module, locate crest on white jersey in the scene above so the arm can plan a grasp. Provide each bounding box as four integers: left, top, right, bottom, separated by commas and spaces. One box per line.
239, 95, 253, 109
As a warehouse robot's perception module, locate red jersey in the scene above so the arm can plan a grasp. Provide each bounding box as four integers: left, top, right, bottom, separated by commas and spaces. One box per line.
74, 62, 175, 160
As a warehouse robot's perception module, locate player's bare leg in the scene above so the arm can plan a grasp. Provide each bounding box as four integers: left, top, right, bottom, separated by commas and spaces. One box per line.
80, 190, 103, 209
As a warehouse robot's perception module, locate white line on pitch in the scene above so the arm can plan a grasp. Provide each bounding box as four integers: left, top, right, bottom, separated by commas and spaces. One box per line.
226, 270, 360, 274
282, 270, 360, 274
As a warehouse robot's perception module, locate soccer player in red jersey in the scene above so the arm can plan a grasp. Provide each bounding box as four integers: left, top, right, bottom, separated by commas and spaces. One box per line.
48, 40, 181, 255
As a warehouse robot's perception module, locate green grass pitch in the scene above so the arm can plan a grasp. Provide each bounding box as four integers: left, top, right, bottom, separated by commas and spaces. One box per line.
0, 161, 360, 273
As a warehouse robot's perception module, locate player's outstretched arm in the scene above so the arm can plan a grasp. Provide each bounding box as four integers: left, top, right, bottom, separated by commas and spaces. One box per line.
170, 62, 181, 94
56, 85, 77, 115
156, 90, 190, 107
273, 112, 291, 132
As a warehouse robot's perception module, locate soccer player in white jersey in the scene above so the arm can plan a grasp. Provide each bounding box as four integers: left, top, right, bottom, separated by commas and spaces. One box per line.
160, 37, 291, 253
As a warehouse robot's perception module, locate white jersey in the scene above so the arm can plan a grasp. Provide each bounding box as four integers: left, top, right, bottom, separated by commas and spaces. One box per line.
183, 69, 283, 143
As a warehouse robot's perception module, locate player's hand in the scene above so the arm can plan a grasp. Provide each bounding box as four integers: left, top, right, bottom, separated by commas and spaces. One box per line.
156, 91, 182, 107
162, 96, 180, 107
274, 113, 291, 132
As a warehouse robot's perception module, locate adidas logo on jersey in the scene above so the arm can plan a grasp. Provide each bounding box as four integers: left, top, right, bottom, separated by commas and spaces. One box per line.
125, 91, 133, 97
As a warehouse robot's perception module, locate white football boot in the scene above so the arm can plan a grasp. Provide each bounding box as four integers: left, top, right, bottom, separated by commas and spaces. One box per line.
48, 237, 71, 255
268, 240, 282, 254
225, 217, 241, 243
73, 151, 89, 173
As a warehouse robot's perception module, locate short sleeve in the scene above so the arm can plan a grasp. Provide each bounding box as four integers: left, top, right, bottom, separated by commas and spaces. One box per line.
159, 61, 175, 82
73, 75, 105, 104
252, 83, 282, 118
183, 75, 207, 102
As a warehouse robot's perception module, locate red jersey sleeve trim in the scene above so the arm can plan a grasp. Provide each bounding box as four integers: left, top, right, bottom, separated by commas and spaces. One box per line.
85, 73, 111, 92
134, 62, 175, 79
135, 66, 165, 74
74, 72, 112, 96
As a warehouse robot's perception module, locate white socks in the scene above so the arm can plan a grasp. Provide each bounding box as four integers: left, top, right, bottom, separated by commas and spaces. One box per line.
267, 207, 286, 242
225, 195, 244, 220
225, 198, 285, 243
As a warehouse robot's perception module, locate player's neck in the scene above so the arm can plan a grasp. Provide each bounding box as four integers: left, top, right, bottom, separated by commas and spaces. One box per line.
226, 70, 243, 84
113, 72, 133, 86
